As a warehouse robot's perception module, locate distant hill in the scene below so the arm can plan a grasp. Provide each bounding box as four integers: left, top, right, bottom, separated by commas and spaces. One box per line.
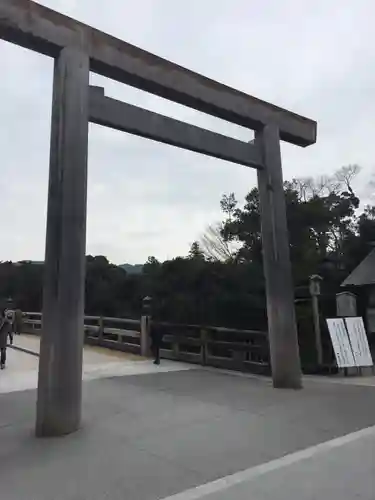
15, 260, 144, 274
17, 260, 43, 265
119, 263, 143, 274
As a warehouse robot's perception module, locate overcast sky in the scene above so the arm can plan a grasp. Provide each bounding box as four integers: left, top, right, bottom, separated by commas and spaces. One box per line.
0, 0, 374, 264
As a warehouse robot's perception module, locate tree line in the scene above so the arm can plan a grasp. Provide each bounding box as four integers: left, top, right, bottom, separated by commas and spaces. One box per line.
1, 165, 374, 337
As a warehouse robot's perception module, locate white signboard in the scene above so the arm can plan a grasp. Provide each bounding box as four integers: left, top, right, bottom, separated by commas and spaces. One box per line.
326, 318, 356, 368
345, 317, 373, 367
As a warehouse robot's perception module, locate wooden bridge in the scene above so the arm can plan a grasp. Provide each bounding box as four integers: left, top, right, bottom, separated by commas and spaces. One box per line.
20, 312, 271, 375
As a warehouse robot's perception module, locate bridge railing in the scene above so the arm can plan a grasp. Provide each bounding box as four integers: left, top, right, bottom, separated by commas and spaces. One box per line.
21, 312, 142, 354
158, 322, 270, 375
21, 313, 270, 374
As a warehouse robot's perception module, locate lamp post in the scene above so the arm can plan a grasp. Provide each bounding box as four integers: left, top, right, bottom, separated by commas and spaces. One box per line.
309, 274, 323, 366
142, 296, 153, 316
140, 296, 152, 356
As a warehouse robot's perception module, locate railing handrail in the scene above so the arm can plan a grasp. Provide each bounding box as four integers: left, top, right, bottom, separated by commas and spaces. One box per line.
25, 312, 140, 324
153, 321, 267, 337
23, 313, 266, 336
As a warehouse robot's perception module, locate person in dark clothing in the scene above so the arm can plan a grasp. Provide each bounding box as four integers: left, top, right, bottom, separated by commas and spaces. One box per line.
150, 323, 163, 365
5, 309, 14, 344
0, 309, 11, 369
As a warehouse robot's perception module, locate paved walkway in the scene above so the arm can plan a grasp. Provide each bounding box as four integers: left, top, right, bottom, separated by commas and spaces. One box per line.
0, 335, 374, 499
162, 425, 375, 500
0, 335, 196, 394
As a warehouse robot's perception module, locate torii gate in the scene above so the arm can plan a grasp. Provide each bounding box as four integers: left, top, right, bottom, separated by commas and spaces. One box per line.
0, 0, 317, 437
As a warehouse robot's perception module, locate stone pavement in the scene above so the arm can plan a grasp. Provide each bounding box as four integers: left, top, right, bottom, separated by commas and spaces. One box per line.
0, 335, 196, 394
162, 425, 375, 500
0, 336, 375, 499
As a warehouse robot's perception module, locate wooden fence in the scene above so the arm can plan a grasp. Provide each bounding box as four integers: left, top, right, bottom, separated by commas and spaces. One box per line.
21, 312, 271, 375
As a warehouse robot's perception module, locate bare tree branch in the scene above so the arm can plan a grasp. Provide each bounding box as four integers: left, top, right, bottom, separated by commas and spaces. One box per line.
290, 165, 362, 201
199, 223, 240, 262
334, 164, 361, 194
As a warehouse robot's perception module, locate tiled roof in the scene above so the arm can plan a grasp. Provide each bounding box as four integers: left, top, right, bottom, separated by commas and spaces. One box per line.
341, 249, 375, 286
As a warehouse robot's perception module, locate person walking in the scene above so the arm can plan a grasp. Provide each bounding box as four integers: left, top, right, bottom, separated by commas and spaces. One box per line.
0, 309, 11, 370
5, 308, 15, 345
150, 323, 163, 365
142, 296, 163, 365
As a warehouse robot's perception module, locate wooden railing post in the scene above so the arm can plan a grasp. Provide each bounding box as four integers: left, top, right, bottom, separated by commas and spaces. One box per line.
200, 329, 207, 366
172, 334, 180, 359
98, 317, 104, 343
233, 348, 246, 366
309, 275, 323, 367
140, 315, 151, 357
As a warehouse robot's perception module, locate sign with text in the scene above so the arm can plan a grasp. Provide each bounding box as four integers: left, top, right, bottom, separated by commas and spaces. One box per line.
326, 318, 356, 368
345, 317, 373, 367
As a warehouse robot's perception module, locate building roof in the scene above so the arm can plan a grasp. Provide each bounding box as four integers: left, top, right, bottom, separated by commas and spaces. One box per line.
341, 249, 375, 286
